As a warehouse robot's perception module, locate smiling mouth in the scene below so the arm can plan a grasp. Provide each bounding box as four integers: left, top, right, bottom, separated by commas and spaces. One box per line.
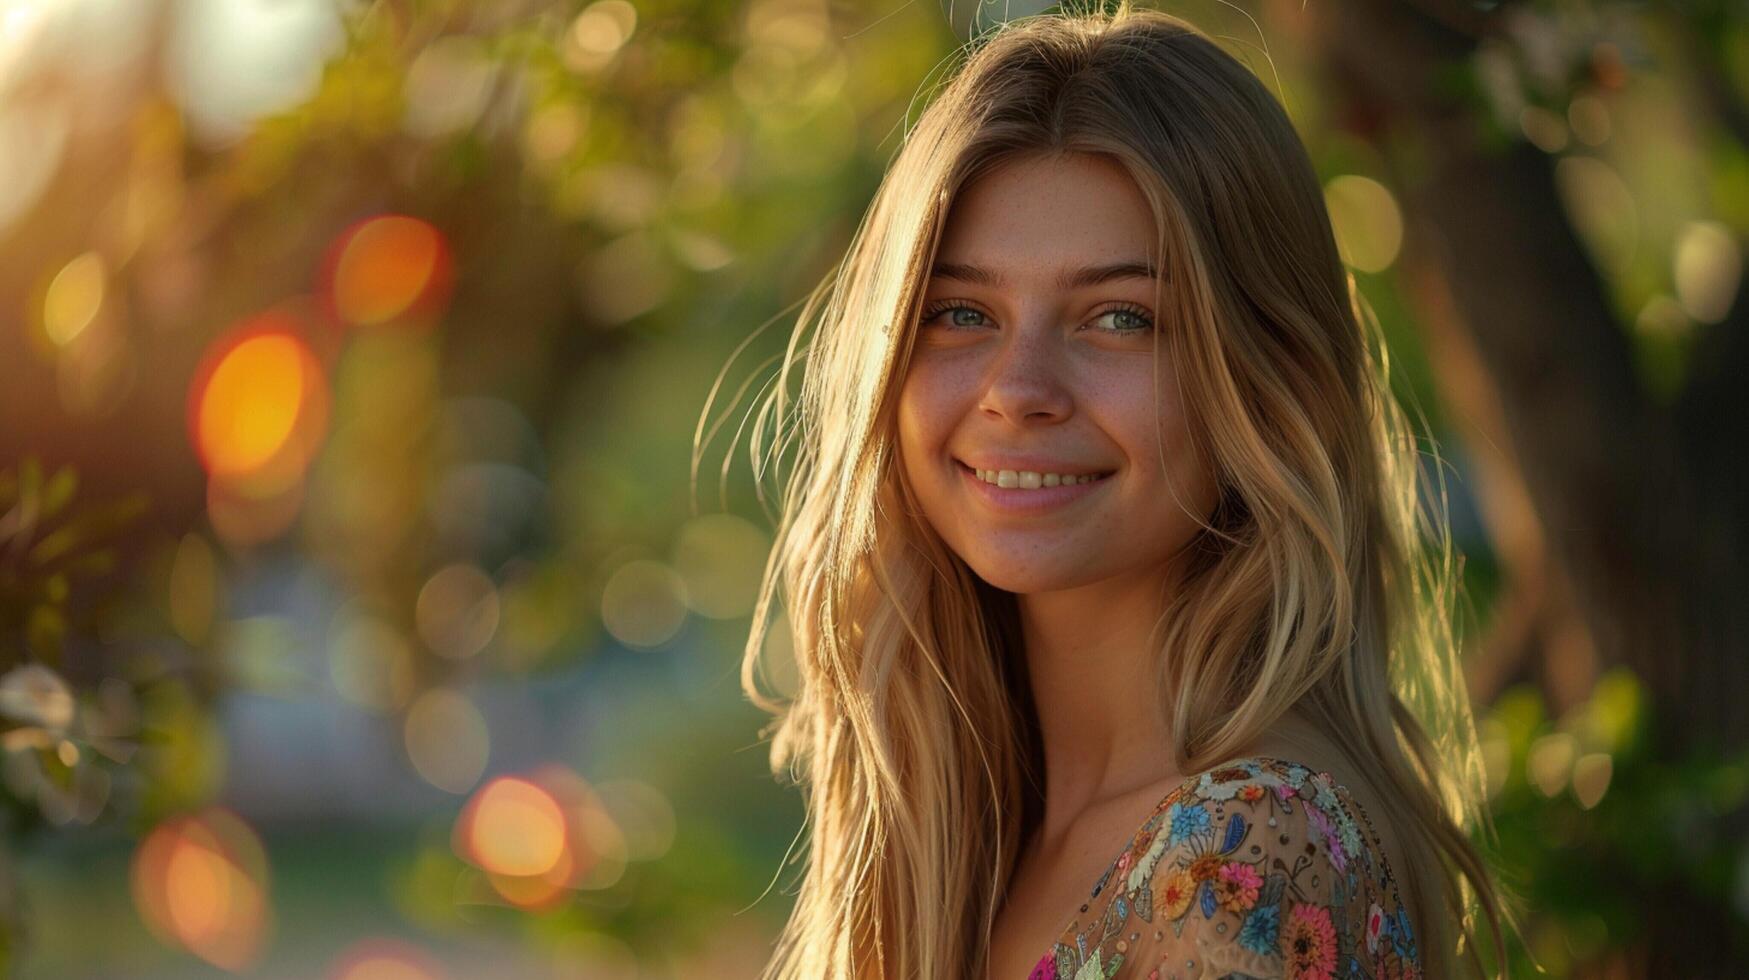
956, 460, 1115, 489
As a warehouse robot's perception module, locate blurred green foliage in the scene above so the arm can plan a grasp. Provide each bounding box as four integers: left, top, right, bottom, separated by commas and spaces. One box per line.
1480, 667, 1749, 974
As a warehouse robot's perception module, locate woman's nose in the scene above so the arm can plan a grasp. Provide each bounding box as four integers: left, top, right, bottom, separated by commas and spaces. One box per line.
976, 321, 1073, 424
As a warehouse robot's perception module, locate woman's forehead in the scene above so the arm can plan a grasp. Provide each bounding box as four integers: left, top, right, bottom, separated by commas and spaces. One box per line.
934, 153, 1161, 278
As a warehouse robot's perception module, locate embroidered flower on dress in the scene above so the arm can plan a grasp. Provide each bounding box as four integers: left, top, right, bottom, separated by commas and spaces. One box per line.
1238, 902, 1281, 956
1366, 902, 1385, 954
1159, 866, 1195, 919
1166, 801, 1212, 845
1196, 779, 1241, 802
1239, 783, 1267, 803
1336, 808, 1365, 862
1187, 853, 1224, 883
1197, 767, 1253, 801
1127, 832, 1170, 892
1027, 952, 1058, 980
1283, 902, 1339, 980
1305, 802, 1348, 874
1213, 860, 1263, 912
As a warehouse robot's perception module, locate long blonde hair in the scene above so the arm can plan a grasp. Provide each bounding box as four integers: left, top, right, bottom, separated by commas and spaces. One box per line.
705, 5, 1517, 977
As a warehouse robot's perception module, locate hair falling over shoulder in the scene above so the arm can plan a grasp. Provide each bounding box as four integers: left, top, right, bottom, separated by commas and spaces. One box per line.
699, 4, 1526, 977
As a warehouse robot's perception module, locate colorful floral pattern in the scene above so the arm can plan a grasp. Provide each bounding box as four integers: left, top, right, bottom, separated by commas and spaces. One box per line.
1024, 755, 1421, 979
1213, 861, 1262, 913
1284, 902, 1338, 979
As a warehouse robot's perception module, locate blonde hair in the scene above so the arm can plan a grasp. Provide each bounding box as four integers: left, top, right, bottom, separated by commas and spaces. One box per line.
704, 5, 1519, 977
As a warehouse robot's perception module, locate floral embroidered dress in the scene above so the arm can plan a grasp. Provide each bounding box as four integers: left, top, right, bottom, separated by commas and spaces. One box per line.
1025, 755, 1421, 980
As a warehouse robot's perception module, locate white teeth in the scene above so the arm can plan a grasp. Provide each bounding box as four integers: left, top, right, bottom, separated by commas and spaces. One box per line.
973, 467, 1104, 488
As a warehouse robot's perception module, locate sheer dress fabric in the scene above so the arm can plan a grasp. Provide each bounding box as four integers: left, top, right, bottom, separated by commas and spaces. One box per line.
1024, 755, 1422, 980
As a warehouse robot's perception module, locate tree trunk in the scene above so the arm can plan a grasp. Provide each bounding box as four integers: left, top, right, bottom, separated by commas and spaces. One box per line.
1305, 0, 1749, 973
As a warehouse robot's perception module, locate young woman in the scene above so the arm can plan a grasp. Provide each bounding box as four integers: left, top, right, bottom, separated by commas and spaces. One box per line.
716, 5, 1517, 978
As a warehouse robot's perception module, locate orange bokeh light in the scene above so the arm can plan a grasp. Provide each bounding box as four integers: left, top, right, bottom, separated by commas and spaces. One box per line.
455, 776, 568, 878
451, 765, 633, 912
487, 850, 572, 911
197, 335, 304, 473
131, 808, 272, 972
328, 937, 448, 980
187, 316, 328, 488
324, 215, 453, 329
486, 811, 578, 911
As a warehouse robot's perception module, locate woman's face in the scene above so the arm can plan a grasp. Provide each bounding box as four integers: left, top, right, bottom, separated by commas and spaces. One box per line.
896, 152, 1220, 596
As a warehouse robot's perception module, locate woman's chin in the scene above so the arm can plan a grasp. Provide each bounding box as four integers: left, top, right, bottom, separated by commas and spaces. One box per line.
967, 563, 1096, 596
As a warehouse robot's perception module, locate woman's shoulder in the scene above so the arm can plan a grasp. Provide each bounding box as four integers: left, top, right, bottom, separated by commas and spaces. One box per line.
1049, 753, 1422, 979
1158, 754, 1411, 908
1163, 754, 1420, 975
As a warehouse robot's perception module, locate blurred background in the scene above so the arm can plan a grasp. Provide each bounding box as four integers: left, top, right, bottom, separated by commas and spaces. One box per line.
0, 0, 1745, 976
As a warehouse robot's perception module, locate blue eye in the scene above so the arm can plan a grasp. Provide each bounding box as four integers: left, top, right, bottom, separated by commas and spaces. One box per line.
921, 303, 990, 329
1089, 305, 1155, 334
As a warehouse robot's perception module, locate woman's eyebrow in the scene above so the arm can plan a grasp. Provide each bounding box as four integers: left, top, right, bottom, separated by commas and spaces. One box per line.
928, 260, 1161, 289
